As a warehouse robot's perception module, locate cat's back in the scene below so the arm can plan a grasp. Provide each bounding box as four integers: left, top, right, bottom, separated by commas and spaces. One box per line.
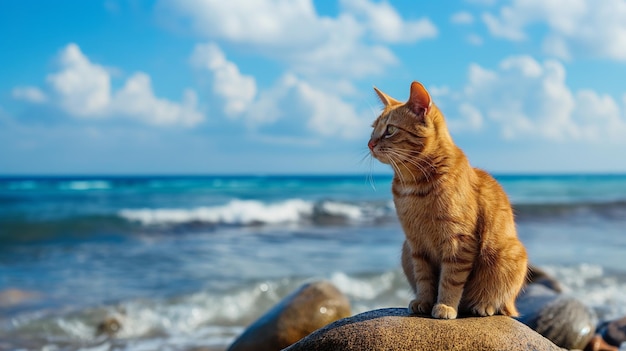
471, 168, 521, 246
472, 168, 513, 217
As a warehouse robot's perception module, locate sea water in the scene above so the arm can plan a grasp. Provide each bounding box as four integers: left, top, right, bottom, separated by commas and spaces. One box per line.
0, 175, 625, 350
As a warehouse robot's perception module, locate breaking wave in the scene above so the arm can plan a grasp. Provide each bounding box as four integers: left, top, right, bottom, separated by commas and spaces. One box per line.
3, 264, 626, 351
118, 199, 395, 227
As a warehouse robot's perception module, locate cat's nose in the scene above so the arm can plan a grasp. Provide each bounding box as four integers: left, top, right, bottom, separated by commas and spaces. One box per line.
368, 139, 377, 151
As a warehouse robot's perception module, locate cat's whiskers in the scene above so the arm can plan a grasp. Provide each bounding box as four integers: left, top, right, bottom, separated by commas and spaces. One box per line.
387, 148, 433, 183
397, 149, 439, 180
367, 154, 376, 191
386, 152, 406, 185
389, 150, 419, 185
379, 148, 417, 185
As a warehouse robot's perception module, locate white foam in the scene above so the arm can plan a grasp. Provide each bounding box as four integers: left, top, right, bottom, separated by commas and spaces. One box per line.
544, 263, 626, 321
318, 201, 364, 220
119, 199, 314, 226
10, 266, 626, 351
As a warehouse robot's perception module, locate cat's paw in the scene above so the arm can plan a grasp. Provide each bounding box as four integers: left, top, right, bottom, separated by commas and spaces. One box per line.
431, 303, 457, 319
408, 299, 433, 315
473, 304, 496, 317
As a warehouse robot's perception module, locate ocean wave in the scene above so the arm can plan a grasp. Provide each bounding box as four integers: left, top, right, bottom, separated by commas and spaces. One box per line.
0, 270, 410, 351
513, 200, 626, 221
118, 198, 626, 228
3, 264, 626, 351
118, 199, 394, 227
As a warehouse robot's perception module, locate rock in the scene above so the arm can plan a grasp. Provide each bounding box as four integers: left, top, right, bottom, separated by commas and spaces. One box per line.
599, 316, 626, 347
284, 308, 563, 351
516, 282, 597, 349
227, 281, 351, 351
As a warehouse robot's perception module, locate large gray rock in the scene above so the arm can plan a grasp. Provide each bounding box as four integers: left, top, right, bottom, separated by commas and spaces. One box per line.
284, 308, 564, 351
227, 281, 351, 351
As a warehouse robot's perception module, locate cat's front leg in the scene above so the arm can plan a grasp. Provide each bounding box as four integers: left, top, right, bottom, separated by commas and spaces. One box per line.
432, 258, 473, 319
407, 254, 437, 315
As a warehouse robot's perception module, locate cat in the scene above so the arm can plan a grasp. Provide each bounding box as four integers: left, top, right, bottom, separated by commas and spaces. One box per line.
368, 81, 528, 319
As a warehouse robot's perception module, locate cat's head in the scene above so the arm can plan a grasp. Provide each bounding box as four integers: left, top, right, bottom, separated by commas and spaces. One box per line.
368, 81, 449, 169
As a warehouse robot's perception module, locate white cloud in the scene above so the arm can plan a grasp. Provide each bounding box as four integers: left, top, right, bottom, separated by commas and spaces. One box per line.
47, 43, 111, 117
285, 15, 397, 78
36, 43, 204, 127
244, 74, 367, 140
191, 42, 257, 116
294, 76, 365, 139
12, 86, 48, 103
157, 0, 436, 78
451, 11, 475, 25
481, 0, 626, 61
188, 42, 366, 140
442, 55, 626, 142
111, 73, 203, 127
159, 0, 324, 48
341, 0, 438, 43
449, 103, 483, 132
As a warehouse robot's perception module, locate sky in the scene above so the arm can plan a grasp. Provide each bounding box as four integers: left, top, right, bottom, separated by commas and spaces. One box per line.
1, 0, 626, 175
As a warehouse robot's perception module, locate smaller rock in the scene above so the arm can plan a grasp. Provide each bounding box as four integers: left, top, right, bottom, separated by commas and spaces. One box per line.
516, 282, 597, 349
227, 281, 351, 351
600, 316, 626, 347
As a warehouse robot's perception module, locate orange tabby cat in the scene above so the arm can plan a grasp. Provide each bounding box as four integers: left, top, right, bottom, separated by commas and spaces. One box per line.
368, 81, 528, 319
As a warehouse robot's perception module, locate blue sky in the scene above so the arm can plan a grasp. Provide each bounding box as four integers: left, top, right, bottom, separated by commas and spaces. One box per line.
2, 0, 626, 175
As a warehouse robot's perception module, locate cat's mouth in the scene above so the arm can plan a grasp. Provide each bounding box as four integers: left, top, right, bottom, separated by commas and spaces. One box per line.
369, 147, 391, 165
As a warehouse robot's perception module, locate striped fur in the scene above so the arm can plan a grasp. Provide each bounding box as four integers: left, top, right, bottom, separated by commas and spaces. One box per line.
370, 82, 528, 319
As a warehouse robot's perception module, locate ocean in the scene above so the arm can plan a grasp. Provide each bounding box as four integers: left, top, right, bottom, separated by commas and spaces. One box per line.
1, 174, 626, 351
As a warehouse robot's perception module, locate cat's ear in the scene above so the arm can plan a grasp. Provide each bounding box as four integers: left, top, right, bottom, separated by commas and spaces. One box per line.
374, 86, 400, 107
408, 81, 432, 116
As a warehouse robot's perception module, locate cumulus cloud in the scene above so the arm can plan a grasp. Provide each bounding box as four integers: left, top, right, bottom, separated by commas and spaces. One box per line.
244, 74, 367, 140
12, 86, 48, 103
441, 55, 626, 142
157, 0, 436, 78
47, 44, 112, 117
112, 73, 203, 127
285, 16, 397, 78
341, 0, 438, 43
35, 43, 204, 127
191, 42, 257, 116
188, 41, 367, 140
159, 0, 323, 48
481, 0, 626, 61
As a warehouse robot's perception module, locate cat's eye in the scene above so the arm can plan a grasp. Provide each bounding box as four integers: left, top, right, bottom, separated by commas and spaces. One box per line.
385, 125, 397, 137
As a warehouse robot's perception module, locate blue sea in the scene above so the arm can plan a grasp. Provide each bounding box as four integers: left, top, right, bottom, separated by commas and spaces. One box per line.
1, 174, 626, 351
